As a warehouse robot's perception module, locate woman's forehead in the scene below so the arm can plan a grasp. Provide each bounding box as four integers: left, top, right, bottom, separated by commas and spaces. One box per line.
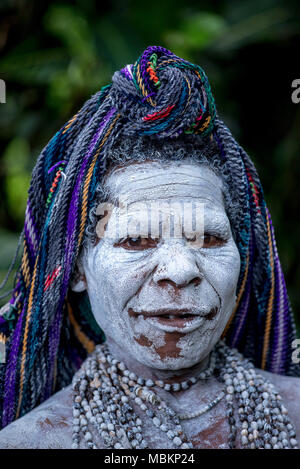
103, 161, 224, 208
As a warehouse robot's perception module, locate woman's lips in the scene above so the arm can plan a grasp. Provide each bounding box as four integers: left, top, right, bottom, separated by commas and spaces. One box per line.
156, 314, 200, 328
128, 307, 218, 330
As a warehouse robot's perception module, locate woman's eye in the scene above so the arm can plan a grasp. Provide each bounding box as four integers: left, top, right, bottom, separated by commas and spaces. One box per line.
202, 234, 225, 248
187, 234, 225, 248
114, 236, 158, 250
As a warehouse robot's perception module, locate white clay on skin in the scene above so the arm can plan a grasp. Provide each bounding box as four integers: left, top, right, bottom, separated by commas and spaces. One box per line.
79, 161, 241, 370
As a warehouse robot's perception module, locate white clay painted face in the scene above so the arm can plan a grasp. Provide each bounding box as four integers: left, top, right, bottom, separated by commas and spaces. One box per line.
78, 161, 241, 370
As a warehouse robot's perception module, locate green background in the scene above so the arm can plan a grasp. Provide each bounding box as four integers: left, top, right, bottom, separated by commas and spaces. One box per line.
0, 0, 299, 330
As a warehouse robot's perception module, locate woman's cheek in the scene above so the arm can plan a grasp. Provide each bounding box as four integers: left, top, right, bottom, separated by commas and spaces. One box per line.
196, 243, 240, 294
86, 243, 155, 311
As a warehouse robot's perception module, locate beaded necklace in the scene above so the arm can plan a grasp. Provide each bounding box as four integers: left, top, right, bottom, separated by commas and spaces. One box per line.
72, 341, 298, 449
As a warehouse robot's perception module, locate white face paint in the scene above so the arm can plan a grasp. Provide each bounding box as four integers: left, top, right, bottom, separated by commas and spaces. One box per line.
78, 161, 241, 370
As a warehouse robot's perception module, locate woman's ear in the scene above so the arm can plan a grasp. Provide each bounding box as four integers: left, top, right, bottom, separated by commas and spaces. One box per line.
70, 259, 87, 292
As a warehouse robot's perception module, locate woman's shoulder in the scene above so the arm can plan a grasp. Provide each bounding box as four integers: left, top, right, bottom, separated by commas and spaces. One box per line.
257, 368, 300, 443
0, 384, 74, 449
258, 368, 300, 402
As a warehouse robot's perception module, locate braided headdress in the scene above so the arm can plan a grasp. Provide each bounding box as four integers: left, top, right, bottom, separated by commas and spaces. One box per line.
0, 45, 298, 428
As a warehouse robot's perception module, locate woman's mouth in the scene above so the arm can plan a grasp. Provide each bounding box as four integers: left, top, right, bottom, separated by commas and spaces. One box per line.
128, 307, 218, 331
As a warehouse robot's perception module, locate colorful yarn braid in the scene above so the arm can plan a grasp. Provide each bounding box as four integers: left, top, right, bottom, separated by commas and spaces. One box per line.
0, 45, 298, 429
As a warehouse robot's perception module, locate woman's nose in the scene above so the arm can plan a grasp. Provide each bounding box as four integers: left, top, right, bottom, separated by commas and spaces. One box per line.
152, 245, 203, 288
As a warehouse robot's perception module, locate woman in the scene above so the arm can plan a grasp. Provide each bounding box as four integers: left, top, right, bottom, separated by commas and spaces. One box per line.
0, 46, 299, 449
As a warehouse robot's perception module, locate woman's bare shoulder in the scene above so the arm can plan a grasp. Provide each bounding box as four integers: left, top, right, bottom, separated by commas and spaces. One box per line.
0, 384, 74, 449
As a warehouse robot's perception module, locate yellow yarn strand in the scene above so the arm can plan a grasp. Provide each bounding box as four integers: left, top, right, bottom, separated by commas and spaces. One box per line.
21, 240, 31, 289
261, 215, 275, 369
0, 333, 7, 344
67, 302, 95, 354
136, 64, 156, 107
16, 252, 40, 418
62, 112, 79, 134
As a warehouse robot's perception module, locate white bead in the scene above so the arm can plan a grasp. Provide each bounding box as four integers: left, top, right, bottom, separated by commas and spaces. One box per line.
131, 439, 138, 448
181, 443, 190, 449
155, 380, 164, 388
129, 372, 137, 381
181, 381, 189, 390
172, 383, 180, 391
173, 437, 182, 446
146, 379, 154, 387
153, 417, 161, 427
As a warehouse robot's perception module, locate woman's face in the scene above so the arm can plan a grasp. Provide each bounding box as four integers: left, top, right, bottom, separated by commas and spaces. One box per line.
77, 160, 240, 370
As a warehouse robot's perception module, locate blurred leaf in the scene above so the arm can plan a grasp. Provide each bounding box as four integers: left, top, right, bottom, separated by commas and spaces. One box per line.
45, 5, 96, 64
2, 137, 31, 224
0, 48, 66, 84
4, 173, 30, 223
165, 12, 227, 52
211, 7, 292, 52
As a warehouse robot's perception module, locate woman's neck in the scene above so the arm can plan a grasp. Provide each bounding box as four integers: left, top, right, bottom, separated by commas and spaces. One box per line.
105, 336, 211, 385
